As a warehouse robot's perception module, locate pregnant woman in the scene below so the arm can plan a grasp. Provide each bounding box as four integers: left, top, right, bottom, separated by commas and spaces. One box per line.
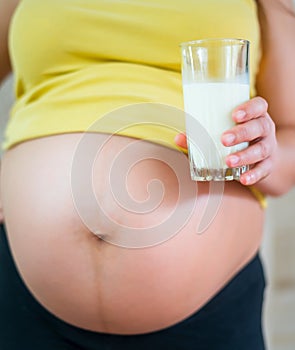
0, 0, 294, 349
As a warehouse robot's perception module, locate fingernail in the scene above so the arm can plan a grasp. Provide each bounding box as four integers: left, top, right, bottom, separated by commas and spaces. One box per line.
235, 110, 246, 122
244, 173, 255, 185
228, 155, 240, 166
223, 133, 236, 145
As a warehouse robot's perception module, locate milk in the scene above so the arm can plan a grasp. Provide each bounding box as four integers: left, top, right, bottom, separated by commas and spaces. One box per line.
183, 82, 249, 178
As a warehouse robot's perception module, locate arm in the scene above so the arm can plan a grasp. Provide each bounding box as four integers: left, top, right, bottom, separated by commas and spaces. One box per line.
0, 0, 19, 82
175, 0, 295, 197
224, 0, 295, 196
253, 0, 295, 196
0, 0, 19, 223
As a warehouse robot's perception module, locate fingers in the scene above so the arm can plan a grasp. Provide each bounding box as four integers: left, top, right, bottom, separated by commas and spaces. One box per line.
232, 96, 268, 123
223, 96, 277, 186
222, 113, 275, 146
175, 96, 276, 186
226, 135, 275, 168
239, 157, 273, 186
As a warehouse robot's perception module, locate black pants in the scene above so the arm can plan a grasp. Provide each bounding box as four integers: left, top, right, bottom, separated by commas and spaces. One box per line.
0, 224, 266, 350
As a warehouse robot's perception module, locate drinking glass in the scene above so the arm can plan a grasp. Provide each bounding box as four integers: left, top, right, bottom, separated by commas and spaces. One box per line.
180, 38, 250, 181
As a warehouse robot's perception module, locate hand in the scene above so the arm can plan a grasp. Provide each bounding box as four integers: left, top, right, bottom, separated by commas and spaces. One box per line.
221, 97, 277, 185
175, 97, 277, 186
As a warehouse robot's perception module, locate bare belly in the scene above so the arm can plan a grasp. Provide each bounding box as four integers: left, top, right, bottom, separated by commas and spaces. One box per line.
0, 133, 264, 334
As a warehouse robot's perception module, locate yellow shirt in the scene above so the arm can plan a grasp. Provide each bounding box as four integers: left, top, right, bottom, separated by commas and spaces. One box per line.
4, 0, 261, 148
4, 0, 265, 207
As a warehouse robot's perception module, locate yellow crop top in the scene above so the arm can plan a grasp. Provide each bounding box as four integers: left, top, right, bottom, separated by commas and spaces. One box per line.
3, 0, 266, 207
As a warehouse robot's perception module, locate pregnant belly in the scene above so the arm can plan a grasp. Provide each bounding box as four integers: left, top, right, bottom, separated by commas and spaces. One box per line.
0, 133, 264, 334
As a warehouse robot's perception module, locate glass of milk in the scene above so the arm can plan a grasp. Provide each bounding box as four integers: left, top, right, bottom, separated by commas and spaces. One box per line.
180, 38, 250, 181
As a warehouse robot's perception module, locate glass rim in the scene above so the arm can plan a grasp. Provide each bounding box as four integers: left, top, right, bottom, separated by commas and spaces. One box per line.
179, 38, 249, 47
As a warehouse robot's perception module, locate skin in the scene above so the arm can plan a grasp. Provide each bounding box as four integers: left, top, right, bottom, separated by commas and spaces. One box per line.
1, 134, 265, 333
0, 0, 294, 335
